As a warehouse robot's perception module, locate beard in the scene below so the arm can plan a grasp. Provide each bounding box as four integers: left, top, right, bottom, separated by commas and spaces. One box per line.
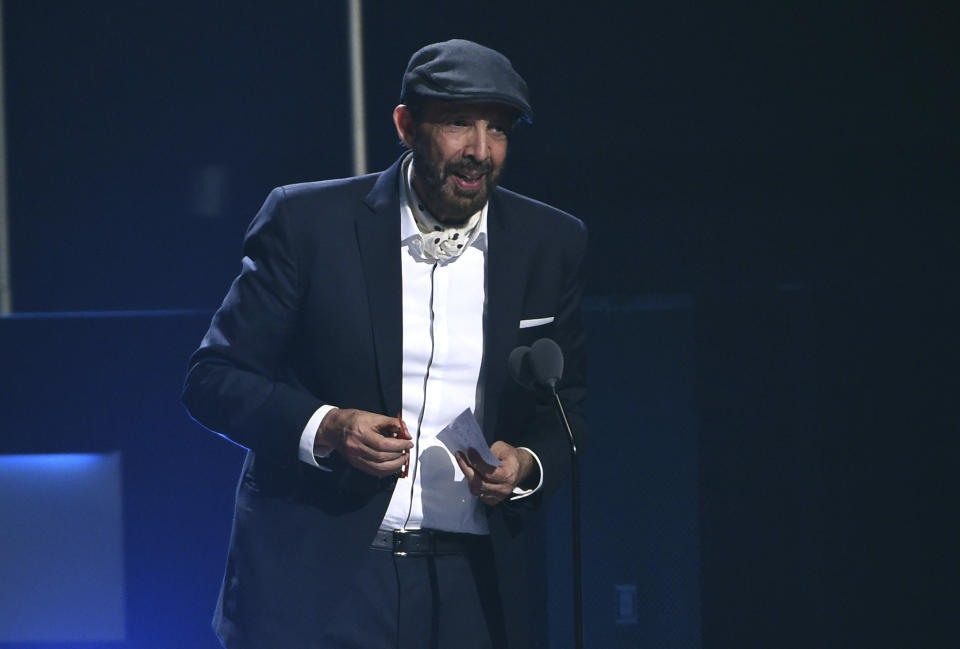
410, 133, 505, 224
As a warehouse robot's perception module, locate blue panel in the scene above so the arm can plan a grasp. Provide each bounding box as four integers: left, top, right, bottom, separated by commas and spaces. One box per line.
0, 453, 126, 643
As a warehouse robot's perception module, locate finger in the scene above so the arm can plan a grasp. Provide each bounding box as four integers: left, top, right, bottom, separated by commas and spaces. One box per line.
347, 429, 409, 470
354, 453, 409, 477
374, 453, 409, 472
490, 440, 519, 458
486, 442, 523, 485
356, 446, 408, 464
455, 451, 476, 483
466, 448, 497, 475
373, 419, 404, 439
342, 431, 409, 463
363, 433, 414, 453
466, 449, 516, 487
455, 452, 488, 497
479, 487, 507, 505
483, 483, 513, 502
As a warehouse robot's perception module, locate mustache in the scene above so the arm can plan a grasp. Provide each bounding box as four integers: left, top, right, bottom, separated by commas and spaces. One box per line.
444, 157, 494, 176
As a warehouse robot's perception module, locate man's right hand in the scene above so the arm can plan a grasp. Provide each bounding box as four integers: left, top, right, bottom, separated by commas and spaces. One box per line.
316, 408, 413, 477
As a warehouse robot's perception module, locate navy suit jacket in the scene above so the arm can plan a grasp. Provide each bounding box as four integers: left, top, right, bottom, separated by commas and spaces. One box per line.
182, 156, 588, 648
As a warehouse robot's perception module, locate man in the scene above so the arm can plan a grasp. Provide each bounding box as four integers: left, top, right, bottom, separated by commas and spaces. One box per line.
182, 39, 587, 649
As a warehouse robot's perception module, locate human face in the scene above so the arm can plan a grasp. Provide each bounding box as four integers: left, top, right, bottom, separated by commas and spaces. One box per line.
407, 103, 513, 224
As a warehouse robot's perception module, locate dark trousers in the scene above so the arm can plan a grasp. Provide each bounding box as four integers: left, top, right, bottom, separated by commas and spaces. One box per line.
318, 538, 506, 649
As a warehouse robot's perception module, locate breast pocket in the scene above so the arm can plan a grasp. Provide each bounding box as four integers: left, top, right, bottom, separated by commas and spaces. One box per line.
516, 315, 556, 348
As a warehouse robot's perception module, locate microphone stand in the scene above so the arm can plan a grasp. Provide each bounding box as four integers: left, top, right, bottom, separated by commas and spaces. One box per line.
510, 339, 583, 648
548, 386, 583, 649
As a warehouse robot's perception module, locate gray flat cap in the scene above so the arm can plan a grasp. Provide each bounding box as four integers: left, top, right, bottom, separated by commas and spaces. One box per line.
400, 39, 533, 123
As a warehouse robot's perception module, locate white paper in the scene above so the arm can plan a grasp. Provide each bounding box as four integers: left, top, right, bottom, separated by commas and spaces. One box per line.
437, 408, 501, 467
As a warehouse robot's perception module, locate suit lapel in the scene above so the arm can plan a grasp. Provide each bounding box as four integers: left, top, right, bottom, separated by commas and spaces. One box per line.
354, 164, 526, 430
356, 159, 404, 415
482, 190, 526, 439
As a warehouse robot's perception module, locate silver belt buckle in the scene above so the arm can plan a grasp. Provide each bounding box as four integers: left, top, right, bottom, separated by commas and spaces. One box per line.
392, 529, 409, 557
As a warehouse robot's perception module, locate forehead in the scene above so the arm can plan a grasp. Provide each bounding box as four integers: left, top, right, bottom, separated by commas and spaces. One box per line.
419, 102, 517, 123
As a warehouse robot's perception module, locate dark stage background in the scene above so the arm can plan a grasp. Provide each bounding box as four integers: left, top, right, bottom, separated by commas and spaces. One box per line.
1, 1, 955, 648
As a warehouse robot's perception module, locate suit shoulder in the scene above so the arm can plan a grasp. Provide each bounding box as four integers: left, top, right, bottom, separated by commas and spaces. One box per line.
250, 171, 381, 233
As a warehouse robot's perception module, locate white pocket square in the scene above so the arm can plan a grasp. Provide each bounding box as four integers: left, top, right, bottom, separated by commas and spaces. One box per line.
519, 316, 554, 329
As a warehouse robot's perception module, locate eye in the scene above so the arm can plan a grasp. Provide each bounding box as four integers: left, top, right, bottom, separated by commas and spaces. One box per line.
488, 123, 509, 139
440, 119, 471, 134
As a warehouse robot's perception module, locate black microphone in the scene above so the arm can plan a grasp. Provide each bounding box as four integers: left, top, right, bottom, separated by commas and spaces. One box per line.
509, 338, 564, 392
528, 337, 564, 391
508, 345, 534, 390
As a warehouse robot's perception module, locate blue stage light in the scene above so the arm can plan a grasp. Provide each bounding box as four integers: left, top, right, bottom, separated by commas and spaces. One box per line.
0, 452, 106, 469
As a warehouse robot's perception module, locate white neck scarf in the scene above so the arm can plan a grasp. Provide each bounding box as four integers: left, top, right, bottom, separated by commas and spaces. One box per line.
403, 156, 484, 262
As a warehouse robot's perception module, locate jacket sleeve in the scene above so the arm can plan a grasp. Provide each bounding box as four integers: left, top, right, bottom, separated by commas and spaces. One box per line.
181, 187, 325, 467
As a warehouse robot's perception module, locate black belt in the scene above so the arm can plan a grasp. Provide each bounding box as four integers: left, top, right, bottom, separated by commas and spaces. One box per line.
371, 529, 486, 557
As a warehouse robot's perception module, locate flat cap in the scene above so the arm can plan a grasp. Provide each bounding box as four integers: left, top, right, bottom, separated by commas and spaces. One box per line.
400, 39, 533, 123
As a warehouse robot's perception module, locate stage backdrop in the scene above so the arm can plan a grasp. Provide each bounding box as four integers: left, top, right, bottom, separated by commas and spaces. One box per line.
2, 1, 955, 648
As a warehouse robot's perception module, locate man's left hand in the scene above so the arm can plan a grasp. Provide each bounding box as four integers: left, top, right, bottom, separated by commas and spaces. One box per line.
455, 442, 535, 506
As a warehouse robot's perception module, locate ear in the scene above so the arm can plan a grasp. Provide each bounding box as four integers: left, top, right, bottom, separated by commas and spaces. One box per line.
393, 104, 416, 148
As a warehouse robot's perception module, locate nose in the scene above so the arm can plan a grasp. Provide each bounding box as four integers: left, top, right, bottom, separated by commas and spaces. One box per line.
463, 124, 490, 161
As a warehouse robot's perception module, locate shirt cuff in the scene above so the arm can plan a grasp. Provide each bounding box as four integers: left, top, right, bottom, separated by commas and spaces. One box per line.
510, 446, 544, 500
298, 405, 338, 471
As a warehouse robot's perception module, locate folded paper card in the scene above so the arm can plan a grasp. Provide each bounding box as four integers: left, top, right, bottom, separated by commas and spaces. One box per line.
436, 408, 501, 467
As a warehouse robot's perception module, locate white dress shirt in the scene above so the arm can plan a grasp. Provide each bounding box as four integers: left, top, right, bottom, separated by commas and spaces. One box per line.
298, 155, 542, 534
